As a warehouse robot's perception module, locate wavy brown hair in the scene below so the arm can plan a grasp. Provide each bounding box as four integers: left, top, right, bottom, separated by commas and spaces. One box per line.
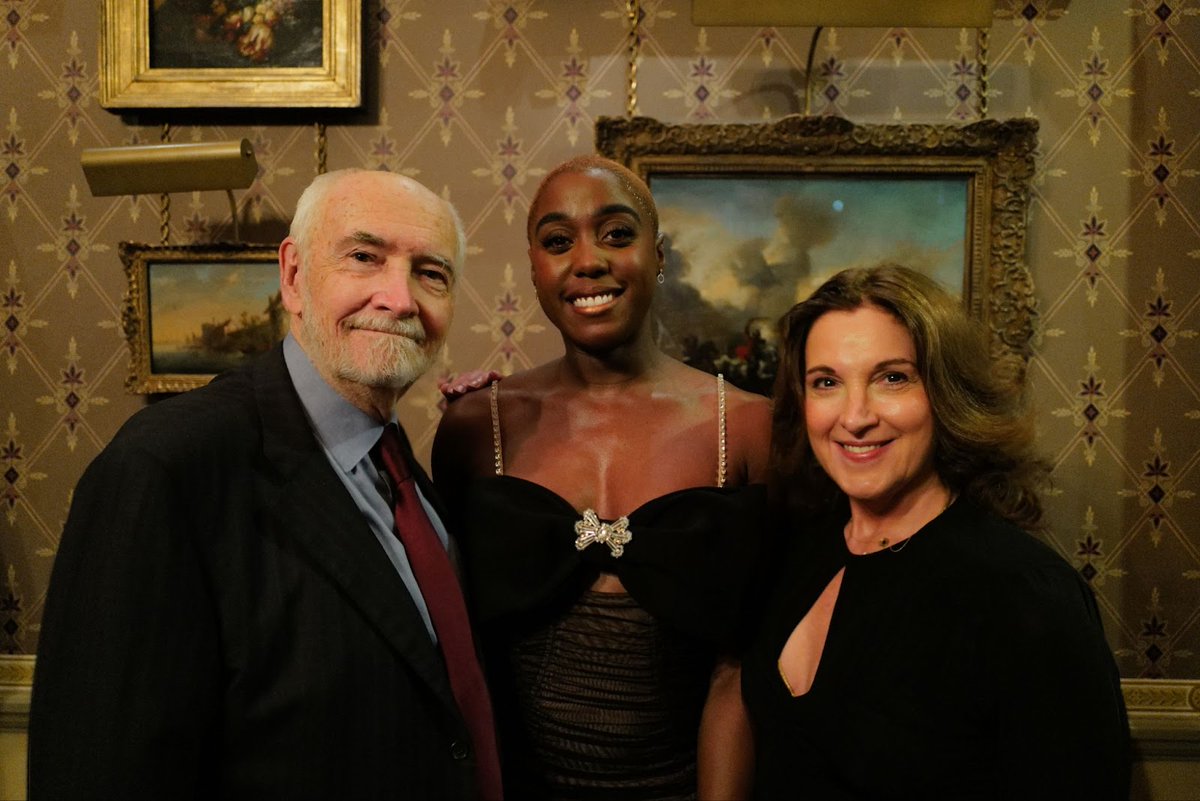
770, 264, 1048, 532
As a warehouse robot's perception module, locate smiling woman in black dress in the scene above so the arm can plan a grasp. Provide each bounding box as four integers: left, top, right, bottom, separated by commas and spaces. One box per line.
741, 265, 1129, 800
434, 156, 772, 800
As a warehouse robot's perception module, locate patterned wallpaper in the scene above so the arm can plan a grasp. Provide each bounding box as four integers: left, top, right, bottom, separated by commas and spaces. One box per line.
0, 0, 1197, 690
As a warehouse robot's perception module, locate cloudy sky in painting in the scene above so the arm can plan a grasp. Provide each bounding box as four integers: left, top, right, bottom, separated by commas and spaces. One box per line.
149, 260, 281, 349
649, 174, 967, 351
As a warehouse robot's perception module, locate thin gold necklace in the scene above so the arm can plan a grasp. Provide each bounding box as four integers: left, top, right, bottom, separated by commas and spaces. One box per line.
845, 493, 955, 555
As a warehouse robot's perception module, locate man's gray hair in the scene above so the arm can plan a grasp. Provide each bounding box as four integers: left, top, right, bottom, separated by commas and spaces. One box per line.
289, 168, 467, 271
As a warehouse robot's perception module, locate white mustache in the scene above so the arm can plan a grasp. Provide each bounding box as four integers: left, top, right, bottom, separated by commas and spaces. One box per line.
344, 315, 426, 343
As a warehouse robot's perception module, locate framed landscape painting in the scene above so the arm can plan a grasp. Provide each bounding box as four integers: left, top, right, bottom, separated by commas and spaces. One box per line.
595, 115, 1039, 396
120, 242, 286, 393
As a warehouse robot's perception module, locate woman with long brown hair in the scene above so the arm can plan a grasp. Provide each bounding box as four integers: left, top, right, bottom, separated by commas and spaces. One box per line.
742, 264, 1129, 799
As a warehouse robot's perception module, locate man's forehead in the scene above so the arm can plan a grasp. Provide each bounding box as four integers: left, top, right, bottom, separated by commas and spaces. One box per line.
321, 191, 454, 242
330, 222, 454, 253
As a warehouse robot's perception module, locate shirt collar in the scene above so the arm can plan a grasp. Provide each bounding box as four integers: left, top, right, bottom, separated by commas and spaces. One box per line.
283, 334, 389, 472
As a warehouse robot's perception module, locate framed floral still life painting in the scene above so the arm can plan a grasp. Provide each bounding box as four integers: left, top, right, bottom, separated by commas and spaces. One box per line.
595, 116, 1039, 397
100, 0, 361, 108
120, 242, 286, 394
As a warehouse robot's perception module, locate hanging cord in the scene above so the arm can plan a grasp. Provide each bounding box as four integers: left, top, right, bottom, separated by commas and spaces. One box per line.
803, 26, 824, 117
226, 189, 240, 242
625, 0, 641, 117
159, 123, 171, 245
316, 122, 328, 175
976, 27, 989, 119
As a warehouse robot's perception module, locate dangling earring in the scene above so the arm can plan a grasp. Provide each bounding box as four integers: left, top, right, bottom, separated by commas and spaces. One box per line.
656, 269, 665, 285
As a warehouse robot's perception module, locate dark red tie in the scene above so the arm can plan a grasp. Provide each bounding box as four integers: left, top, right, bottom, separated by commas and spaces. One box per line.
377, 424, 502, 800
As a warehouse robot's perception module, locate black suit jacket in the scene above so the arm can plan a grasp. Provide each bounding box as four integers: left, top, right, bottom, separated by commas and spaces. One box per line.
29, 345, 479, 800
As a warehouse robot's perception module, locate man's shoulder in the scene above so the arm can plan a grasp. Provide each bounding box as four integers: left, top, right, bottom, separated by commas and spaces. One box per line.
111, 358, 266, 454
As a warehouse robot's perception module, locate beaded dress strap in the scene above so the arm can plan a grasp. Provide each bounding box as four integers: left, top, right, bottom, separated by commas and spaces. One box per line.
490, 380, 504, 476
717, 373, 727, 488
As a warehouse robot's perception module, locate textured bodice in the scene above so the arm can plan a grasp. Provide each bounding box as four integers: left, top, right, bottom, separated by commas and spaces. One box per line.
456, 378, 770, 800
460, 477, 767, 801
501, 589, 711, 800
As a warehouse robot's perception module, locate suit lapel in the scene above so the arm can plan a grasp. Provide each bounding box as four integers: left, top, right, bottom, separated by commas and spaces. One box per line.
250, 348, 461, 719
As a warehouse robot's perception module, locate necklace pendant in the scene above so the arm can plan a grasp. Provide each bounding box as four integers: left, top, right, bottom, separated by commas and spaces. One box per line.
878, 537, 890, 549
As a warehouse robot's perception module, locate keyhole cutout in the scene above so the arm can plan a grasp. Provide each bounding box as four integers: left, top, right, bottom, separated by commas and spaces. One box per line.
777, 568, 844, 698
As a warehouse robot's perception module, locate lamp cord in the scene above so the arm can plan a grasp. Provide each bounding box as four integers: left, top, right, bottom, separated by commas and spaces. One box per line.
803, 26, 824, 117
977, 27, 989, 119
316, 122, 328, 175
159, 123, 171, 245
625, 0, 640, 118
226, 189, 240, 242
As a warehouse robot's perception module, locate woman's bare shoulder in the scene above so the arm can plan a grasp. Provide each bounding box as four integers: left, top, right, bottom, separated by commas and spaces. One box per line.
433, 362, 567, 484
720, 380, 773, 483
437, 378, 493, 429
723, 381, 772, 419
667, 361, 769, 409
664, 361, 771, 436
432, 383, 496, 484
436, 362, 559, 440
660, 359, 724, 393
489, 362, 564, 394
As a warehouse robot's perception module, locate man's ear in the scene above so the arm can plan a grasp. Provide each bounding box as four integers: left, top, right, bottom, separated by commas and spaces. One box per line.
279, 238, 303, 316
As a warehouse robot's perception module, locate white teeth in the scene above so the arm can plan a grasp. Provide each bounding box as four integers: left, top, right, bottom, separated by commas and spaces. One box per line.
843, 443, 882, 454
573, 293, 614, 308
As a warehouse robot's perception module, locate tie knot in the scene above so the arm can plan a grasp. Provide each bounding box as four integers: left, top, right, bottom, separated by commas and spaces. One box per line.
378, 423, 412, 483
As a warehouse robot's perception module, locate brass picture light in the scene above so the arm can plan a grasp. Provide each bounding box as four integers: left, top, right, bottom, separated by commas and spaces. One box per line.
81, 139, 259, 241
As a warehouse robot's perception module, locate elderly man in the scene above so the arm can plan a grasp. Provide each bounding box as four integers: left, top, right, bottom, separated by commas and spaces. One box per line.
29, 169, 501, 800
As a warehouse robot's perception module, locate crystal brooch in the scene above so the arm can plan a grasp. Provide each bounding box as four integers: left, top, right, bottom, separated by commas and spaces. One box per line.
573, 509, 632, 558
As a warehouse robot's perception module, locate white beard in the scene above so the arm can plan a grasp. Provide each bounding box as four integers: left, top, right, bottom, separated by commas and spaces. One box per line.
299, 289, 440, 392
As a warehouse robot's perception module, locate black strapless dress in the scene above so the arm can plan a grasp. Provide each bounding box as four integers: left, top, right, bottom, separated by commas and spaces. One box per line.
458, 476, 769, 801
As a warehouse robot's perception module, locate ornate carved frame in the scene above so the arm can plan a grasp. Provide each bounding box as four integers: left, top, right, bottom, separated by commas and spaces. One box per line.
120, 242, 281, 394
596, 115, 1039, 365
99, 0, 360, 109
598, 115, 1200, 757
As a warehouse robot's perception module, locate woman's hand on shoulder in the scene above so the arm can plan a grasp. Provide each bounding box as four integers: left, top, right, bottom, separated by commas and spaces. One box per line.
438, 369, 502, 402
431, 372, 501, 488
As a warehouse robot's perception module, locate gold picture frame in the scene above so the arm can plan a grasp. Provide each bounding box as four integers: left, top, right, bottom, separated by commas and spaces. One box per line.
100, 0, 361, 109
120, 242, 285, 394
596, 115, 1039, 389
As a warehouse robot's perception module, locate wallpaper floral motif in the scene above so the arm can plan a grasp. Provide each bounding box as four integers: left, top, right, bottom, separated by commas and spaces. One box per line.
0, 0, 1197, 689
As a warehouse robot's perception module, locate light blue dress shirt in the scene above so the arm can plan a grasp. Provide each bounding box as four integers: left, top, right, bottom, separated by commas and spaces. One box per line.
282, 334, 446, 642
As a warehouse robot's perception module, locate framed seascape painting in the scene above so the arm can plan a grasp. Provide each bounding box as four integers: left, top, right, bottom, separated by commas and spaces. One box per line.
595, 116, 1039, 397
120, 242, 286, 393
100, 0, 361, 108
